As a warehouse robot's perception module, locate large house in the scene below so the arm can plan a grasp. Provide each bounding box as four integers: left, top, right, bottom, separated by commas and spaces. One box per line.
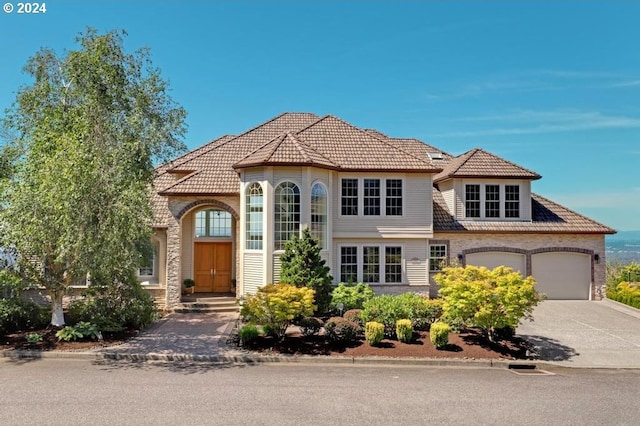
145, 112, 615, 308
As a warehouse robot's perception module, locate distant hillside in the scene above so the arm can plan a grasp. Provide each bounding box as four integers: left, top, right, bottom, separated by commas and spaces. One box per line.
606, 231, 640, 263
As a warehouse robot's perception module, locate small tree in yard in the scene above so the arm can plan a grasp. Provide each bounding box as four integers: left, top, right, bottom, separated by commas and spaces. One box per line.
435, 265, 543, 342
279, 228, 333, 314
0, 29, 186, 326
240, 283, 316, 341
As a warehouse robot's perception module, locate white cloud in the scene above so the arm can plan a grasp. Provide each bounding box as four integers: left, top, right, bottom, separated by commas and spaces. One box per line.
433, 110, 640, 138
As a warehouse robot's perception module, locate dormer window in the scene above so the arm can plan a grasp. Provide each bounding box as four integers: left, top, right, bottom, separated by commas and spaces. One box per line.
464, 183, 521, 219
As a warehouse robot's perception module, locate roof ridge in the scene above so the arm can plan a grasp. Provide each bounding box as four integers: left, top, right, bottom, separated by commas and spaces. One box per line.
289, 132, 339, 167
156, 134, 234, 174
390, 137, 453, 158
473, 148, 540, 178
532, 193, 616, 233
287, 132, 311, 163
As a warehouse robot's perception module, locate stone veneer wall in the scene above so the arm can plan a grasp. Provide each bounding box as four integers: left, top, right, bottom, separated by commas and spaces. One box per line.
165, 195, 241, 308
431, 232, 607, 300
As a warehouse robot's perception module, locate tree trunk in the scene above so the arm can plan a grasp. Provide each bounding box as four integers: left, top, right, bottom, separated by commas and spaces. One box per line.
50, 290, 65, 326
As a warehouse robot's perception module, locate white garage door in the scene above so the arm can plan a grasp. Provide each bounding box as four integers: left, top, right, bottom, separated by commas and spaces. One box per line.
466, 252, 526, 277
531, 252, 591, 300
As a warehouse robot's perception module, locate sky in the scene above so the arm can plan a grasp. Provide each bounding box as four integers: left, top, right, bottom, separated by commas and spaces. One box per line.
1, 1, 639, 231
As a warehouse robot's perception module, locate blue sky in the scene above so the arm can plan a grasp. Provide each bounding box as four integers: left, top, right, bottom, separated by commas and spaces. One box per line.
1, 1, 639, 231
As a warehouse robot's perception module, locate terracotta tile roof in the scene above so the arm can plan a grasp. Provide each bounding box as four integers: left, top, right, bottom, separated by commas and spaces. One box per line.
432, 188, 615, 234
434, 148, 541, 182
233, 132, 339, 169
282, 115, 442, 172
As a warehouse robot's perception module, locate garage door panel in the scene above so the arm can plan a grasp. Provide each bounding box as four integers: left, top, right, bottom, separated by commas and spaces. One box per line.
466, 252, 526, 277
531, 252, 590, 300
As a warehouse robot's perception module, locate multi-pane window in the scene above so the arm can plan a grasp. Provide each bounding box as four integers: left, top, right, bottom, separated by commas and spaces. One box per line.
341, 179, 358, 216
363, 179, 381, 216
386, 179, 403, 216
465, 185, 481, 218
340, 246, 358, 283
505, 185, 520, 218
485, 185, 500, 218
274, 182, 300, 250
311, 183, 327, 249
363, 246, 380, 283
139, 247, 155, 277
384, 246, 402, 283
245, 183, 263, 250
195, 210, 232, 237
429, 244, 447, 272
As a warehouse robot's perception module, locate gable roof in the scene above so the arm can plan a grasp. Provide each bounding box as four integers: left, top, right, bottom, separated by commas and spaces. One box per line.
433, 148, 541, 183
432, 188, 615, 234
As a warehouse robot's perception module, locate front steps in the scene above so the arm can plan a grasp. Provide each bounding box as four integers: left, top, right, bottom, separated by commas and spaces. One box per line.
173, 295, 238, 314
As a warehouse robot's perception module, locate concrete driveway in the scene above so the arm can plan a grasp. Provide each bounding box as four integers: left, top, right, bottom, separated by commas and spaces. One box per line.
517, 300, 640, 368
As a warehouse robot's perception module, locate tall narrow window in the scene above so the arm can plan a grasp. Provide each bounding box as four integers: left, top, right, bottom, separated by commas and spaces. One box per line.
341, 179, 358, 215
429, 245, 447, 272
274, 182, 300, 250
505, 185, 520, 218
363, 246, 380, 283
363, 179, 381, 216
386, 179, 403, 216
195, 210, 231, 237
246, 183, 263, 250
340, 246, 358, 283
139, 245, 156, 277
465, 184, 480, 218
310, 183, 327, 249
385, 246, 402, 283
485, 185, 500, 218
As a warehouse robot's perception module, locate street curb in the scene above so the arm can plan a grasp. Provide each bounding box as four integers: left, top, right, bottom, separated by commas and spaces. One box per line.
1, 348, 557, 369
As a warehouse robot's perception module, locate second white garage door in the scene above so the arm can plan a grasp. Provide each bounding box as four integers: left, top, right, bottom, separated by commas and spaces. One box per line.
531, 252, 591, 300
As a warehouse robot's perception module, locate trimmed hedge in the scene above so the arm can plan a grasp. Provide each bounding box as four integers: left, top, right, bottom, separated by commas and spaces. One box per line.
430, 322, 451, 349
395, 319, 413, 343
324, 316, 360, 345
365, 321, 384, 346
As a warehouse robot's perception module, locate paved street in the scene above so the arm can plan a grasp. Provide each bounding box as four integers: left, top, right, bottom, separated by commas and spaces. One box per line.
2, 358, 639, 425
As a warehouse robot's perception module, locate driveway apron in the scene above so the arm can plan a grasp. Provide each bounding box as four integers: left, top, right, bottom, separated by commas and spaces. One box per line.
517, 300, 640, 368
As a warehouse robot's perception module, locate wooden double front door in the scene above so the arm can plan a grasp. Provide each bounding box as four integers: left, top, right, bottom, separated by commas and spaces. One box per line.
194, 242, 232, 293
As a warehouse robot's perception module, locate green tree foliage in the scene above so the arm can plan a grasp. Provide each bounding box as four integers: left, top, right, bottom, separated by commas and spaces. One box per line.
279, 228, 333, 314
330, 282, 375, 313
240, 283, 316, 341
0, 28, 186, 325
435, 265, 543, 342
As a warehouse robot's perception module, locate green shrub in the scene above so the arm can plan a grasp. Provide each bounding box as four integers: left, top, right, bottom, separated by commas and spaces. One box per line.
395, 319, 413, 343
330, 283, 375, 313
0, 297, 48, 336
361, 293, 434, 337
25, 332, 42, 344
324, 316, 360, 345
430, 322, 451, 349
342, 309, 363, 327
298, 317, 323, 336
365, 321, 385, 346
238, 324, 260, 345
279, 228, 333, 314
435, 265, 542, 342
607, 281, 640, 309
240, 283, 316, 340
66, 277, 157, 333
55, 322, 100, 342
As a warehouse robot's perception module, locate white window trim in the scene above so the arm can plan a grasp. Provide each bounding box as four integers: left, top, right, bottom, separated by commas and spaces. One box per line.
428, 243, 448, 272
339, 177, 405, 218
337, 243, 405, 285
310, 181, 328, 251
463, 183, 521, 220
273, 180, 301, 252
245, 182, 264, 252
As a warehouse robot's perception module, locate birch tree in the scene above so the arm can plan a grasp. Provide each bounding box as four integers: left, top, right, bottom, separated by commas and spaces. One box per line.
0, 28, 186, 325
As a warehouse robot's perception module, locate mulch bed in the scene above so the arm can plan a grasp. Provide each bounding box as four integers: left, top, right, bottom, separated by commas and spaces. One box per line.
240, 329, 533, 360
0, 327, 138, 352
